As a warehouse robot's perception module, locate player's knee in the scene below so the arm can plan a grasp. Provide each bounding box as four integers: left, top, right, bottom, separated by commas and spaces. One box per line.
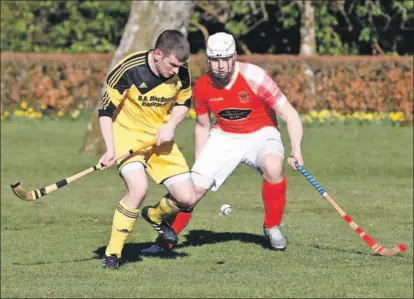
127, 186, 148, 203
121, 162, 148, 203
164, 173, 197, 207
177, 189, 197, 208
260, 153, 284, 183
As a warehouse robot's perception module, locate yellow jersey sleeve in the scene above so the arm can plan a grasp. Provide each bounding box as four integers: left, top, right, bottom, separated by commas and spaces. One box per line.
98, 57, 132, 118
98, 85, 127, 117
174, 63, 192, 108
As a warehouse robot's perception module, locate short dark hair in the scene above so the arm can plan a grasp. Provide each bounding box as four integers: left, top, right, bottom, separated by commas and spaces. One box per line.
155, 29, 190, 62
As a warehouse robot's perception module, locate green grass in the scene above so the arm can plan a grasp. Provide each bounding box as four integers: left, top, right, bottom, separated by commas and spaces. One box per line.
1, 119, 413, 298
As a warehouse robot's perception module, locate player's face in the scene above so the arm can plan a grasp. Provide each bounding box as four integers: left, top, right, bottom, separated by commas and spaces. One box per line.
208, 56, 235, 81
155, 50, 184, 78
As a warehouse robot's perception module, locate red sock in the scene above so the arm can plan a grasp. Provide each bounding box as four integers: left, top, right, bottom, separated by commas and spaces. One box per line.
166, 211, 192, 249
262, 175, 287, 228
171, 211, 192, 235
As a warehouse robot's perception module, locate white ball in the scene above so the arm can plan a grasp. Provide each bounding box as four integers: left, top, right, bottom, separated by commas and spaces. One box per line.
220, 204, 232, 215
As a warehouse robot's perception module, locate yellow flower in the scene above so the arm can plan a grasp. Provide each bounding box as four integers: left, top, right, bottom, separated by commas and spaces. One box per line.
14, 109, 25, 116
310, 110, 318, 118
20, 101, 28, 110
27, 107, 34, 113
78, 103, 85, 109
40, 104, 47, 110
71, 110, 80, 119
320, 109, 331, 119
332, 111, 342, 118
3, 111, 10, 117
389, 112, 405, 122
57, 111, 64, 118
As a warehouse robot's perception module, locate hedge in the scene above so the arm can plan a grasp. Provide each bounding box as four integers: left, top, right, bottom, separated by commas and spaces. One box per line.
1, 53, 412, 121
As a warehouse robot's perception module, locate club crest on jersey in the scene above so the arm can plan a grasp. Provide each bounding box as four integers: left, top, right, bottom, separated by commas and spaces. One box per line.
218, 109, 252, 120
237, 90, 250, 103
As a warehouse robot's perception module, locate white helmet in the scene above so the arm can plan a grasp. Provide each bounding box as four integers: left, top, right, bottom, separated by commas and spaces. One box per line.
206, 32, 237, 84
206, 32, 236, 58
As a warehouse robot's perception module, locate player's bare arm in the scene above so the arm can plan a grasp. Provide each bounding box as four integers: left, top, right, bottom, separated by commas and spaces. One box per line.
156, 105, 189, 146
273, 100, 304, 170
194, 113, 211, 160
98, 116, 116, 169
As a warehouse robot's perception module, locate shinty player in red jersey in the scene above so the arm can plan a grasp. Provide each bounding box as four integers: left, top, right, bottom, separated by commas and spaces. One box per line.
141, 32, 304, 253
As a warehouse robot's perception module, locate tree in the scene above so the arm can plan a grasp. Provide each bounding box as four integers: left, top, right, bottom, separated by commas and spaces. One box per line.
296, 0, 317, 100
297, 0, 316, 56
0, 1, 131, 53
79, 0, 195, 156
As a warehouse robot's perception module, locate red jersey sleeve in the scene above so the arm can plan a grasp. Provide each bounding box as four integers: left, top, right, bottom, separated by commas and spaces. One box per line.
193, 76, 209, 115
239, 62, 287, 108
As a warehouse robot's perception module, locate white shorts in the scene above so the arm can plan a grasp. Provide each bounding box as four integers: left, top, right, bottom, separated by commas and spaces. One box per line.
191, 126, 284, 191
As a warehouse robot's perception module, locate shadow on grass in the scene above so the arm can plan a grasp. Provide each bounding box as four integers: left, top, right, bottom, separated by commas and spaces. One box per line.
13, 230, 397, 267
91, 229, 271, 266
177, 229, 271, 250
11, 230, 277, 266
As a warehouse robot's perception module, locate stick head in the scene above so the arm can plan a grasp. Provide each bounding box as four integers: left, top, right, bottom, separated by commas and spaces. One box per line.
10, 181, 35, 201
377, 243, 407, 256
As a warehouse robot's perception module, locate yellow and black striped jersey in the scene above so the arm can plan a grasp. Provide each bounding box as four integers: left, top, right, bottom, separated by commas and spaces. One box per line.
98, 50, 192, 134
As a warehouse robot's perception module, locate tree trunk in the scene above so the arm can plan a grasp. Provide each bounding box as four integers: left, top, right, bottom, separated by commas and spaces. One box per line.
79, 0, 195, 156
298, 0, 316, 56
297, 0, 317, 110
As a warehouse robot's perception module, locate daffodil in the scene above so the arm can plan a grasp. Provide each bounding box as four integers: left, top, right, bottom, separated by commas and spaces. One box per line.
71, 110, 80, 119
20, 102, 28, 110
14, 110, 25, 116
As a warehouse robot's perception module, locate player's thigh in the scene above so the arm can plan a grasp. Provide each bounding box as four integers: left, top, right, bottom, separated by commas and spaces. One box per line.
244, 127, 285, 181
119, 162, 149, 202
260, 153, 284, 183
192, 129, 244, 192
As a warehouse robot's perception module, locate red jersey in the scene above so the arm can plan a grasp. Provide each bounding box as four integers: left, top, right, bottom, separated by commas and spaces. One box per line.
193, 62, 287, 134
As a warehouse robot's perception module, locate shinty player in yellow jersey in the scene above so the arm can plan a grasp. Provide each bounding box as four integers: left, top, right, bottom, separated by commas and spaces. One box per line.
98, 30, 197, 269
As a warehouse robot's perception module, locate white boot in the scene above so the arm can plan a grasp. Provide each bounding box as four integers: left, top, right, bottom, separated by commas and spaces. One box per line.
264, 225, 287, 250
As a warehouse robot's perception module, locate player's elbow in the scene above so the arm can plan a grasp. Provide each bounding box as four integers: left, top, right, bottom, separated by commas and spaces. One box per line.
194, 123, 209, 137
195, 117, 210, 131
275, 101, 300, 124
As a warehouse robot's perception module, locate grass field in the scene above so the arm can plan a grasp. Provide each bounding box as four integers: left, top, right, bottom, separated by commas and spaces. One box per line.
1, 119, 413, 298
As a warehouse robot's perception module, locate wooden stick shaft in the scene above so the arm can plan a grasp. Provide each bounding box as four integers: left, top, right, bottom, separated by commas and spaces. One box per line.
30, 142, 153, 199
295, 162, 405, 256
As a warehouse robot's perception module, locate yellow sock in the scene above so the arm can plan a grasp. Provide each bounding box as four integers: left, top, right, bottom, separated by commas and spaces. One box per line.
148, 195, 180, 224
105, 200, 139, 258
